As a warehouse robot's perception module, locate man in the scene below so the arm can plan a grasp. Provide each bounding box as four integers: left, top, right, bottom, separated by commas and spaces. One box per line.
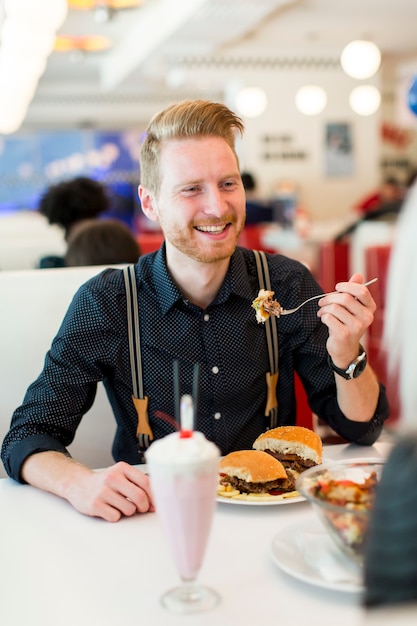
1, 100, 389, 522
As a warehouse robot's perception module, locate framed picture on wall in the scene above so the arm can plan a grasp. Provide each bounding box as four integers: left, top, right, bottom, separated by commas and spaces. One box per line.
324, 122, 354, 177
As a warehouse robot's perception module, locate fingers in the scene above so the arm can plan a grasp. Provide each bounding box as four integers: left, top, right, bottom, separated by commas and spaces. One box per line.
317, 275, 376, 360
103, 462, 155, 513
333, 275, 376, 307
79, 463, 155, 522
318, 293, 375, 323
319, 277, 376, 315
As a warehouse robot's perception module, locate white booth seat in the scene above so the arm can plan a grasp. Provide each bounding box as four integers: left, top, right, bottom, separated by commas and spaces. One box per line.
0, 211, 56, 237
0, 266, 118, 478
0, 212, 66, 270
0, 236, 67, 271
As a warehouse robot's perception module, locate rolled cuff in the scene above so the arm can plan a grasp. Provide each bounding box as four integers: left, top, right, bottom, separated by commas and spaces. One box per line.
4, 434, 71, 483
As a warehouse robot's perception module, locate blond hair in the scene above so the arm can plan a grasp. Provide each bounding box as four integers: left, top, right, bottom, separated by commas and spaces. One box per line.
140, 99, 245, 196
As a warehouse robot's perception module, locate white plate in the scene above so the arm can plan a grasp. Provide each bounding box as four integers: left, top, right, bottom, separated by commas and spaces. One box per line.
270, 520, 364, 593
216, 492, 305, 506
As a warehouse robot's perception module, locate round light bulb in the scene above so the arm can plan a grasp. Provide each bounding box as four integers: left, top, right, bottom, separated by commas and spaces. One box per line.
235, 87, 267, 118
340, 40, 381, 79
349, 85, 381, 116
295, 85, 327, 116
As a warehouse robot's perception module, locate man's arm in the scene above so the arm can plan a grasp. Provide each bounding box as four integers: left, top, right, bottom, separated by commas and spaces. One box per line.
317, 274, 381, 423
21, 451, 154, 522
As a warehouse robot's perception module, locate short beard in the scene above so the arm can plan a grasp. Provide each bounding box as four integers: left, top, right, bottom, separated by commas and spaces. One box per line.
163, 220, 244, 263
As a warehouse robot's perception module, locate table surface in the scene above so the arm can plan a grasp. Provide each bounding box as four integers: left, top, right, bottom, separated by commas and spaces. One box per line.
1, 441, 394, 626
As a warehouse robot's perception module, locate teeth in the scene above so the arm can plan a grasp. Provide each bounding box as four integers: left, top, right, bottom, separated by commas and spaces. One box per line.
196, 225, 226, 233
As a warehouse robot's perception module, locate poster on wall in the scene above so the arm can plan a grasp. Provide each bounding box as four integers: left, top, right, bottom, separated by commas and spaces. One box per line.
0, 129, 142, 227
324, 122, 354, 177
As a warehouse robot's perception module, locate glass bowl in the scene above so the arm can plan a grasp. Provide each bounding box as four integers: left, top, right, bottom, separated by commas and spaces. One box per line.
296, 459, 384, 565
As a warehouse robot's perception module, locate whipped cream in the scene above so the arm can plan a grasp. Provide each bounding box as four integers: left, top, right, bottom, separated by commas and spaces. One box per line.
145, 431, 219, 475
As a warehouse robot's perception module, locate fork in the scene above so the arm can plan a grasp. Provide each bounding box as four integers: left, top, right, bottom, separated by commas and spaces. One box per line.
279, 277, 378, 316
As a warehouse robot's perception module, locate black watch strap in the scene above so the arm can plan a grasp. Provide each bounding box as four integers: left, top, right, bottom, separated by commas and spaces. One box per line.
327, 344, 367, 380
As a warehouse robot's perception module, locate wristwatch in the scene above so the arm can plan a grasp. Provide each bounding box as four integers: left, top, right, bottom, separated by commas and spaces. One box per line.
327, 344, 367, 380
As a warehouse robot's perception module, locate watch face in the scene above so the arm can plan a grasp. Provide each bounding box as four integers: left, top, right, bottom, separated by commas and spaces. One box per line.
352, 355, 367, 378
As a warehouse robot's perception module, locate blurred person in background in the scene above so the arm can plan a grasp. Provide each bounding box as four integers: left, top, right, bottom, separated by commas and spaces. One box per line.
335, 169, 417, 242
38, 176, 111, 268
363, 180, 417, 610
65, 219, 141, 267
241, 170, 273, 224
355, 175, 405, 216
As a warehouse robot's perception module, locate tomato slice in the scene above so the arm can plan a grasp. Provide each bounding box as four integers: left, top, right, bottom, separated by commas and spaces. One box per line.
268, 489, 285, 496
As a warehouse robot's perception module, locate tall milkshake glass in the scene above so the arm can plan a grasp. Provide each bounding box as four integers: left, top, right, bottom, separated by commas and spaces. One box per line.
145, 395, 220, 614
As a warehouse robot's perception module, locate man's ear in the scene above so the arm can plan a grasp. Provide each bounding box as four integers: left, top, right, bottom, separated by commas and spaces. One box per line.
138, 185, 159, 223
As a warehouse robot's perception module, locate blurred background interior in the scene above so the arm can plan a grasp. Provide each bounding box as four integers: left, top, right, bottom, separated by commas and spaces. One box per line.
1, 0, 416, 429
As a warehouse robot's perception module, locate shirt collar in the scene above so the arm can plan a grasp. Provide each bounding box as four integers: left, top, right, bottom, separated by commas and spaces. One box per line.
151, 244, 254, 314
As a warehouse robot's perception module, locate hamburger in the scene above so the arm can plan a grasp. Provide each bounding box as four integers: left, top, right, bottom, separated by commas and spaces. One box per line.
253, 426, 323, 488
219, 449, 294, 495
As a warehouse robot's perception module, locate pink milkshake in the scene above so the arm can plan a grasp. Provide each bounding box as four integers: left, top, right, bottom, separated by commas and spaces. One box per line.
146, 426, 220, 613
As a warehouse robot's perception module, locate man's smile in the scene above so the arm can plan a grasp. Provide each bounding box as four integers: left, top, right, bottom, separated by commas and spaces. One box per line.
195, 224, 230, 233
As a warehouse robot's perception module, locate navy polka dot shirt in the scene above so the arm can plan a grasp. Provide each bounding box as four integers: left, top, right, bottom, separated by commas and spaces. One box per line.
1, 246, 389, 481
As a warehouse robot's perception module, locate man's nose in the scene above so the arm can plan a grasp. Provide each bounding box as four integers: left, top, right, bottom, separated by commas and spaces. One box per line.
205, 187, 226, 216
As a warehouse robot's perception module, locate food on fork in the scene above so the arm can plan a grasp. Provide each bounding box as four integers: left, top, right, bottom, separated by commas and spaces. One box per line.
253, 425, 323, 487
252, 289, 282, 323
218, 449, 296, 499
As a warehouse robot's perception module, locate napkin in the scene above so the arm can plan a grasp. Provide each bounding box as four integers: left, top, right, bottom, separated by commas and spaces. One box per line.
296, 530, 363, 586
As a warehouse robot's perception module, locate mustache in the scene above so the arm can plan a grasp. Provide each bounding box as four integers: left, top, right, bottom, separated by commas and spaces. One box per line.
193, 215, 236, 226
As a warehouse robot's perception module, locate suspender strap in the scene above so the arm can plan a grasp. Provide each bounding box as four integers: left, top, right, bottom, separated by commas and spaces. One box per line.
123, 265, 153, 452
123, 251, 279, 447
253, 250, 279, 428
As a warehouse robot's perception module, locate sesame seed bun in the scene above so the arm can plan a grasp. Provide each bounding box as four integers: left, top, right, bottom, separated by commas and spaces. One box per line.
219, 449, 287, 483
253, 426, 323, 465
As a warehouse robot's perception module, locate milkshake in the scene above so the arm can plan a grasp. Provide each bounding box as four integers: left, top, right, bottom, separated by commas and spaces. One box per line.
146, 425, 220, 613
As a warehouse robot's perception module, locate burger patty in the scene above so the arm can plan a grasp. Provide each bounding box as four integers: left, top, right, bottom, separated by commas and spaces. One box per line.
220, 474, 296, 494
264, 449, 317, 474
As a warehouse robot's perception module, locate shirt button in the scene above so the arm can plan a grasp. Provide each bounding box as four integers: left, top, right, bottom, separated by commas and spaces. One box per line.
212, 366, 219, 374
204, 314, 210, 321
214, 412, 221, 420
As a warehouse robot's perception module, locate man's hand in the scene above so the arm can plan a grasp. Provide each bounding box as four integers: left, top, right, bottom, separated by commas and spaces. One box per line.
21, 452, 155, 522
65, 461, 155, 522
316, 273, 379, 423
317, 273, 376, 367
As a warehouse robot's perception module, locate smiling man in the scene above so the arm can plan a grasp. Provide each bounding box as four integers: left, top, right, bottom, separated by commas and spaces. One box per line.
1, 100, 389, 522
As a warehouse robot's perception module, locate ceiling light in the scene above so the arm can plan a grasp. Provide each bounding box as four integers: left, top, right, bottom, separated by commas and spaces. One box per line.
340, 40, 381, 80
295, 85, 327, 116
349, 85, 381, 116
0, 0, 68, 134
235, 87, 267, 118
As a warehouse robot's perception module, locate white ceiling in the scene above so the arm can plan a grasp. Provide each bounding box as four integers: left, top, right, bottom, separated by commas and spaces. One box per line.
4, 0, 417, 130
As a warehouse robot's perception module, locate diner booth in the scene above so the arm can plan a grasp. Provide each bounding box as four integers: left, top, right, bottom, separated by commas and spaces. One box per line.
0, 265, 118, 479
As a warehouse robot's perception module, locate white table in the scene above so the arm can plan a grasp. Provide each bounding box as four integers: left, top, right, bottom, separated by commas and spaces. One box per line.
0, 442, 393, 626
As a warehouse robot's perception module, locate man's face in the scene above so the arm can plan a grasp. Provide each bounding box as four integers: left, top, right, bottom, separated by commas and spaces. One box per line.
141, 136, 246, 263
